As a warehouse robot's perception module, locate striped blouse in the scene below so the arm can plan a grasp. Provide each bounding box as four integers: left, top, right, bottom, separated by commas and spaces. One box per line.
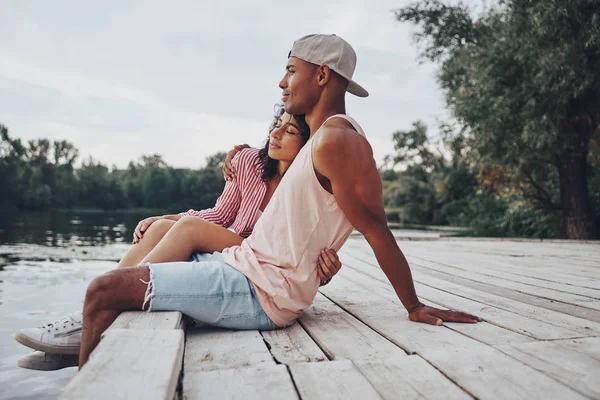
179, 148, 266, 238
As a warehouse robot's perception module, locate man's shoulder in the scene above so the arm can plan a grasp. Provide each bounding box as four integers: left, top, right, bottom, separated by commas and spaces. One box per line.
315, 118, 370, 156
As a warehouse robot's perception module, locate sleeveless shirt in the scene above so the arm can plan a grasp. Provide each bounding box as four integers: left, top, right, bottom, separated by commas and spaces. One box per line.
222, 114, 366, 327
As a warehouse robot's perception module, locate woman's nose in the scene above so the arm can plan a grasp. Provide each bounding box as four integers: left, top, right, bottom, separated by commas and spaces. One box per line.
271, 126, 284, 139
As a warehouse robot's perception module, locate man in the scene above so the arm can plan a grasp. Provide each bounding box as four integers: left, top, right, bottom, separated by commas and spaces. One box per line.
18, 34, 480, 369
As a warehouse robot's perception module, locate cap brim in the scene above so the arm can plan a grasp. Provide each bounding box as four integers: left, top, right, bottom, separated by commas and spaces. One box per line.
347, 80, 369, 98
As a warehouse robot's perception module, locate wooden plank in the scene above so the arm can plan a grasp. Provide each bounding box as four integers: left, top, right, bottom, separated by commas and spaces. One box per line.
408, 266, 600, 322
548, 337, 600, 362
401, 251, 600, 300
497, 339, 600, 399
341, 248, 600, 333
399, 246, 600, 291
320, 269, 530, 351
184, 327, 274, 373
185, 364, 298, 400
299, 293, 407, 360
405, 258, 600, 313
410, 273, 600, 337
338, 255, 585, 340
61, 329, 184, 400
260, 322, 327, 364
354, 356, 473, 400
345, 242, 600, 293
289, 360, 382, 399
106, 311, 183, 330
420, 344, 587, 400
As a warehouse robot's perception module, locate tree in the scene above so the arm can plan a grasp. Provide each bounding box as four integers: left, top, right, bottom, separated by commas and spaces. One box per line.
396, 0, 600, 239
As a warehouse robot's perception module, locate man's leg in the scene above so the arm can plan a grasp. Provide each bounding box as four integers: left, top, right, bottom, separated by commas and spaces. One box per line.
117, 219, 176, 268
79, 266, 150, 368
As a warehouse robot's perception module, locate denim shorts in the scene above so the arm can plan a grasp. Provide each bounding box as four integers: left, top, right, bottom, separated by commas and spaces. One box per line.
143, 252, 279, 330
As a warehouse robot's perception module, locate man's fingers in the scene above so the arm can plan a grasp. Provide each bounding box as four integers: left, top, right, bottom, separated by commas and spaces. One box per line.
319, 253, 336, 279
436, 309, 480, 323
317, 265, 326, 280
410, 311, 442, 326
318, 256, 333, 279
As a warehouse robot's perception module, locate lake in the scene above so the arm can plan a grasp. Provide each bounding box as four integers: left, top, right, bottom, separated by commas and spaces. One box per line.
0, 210, 457, 399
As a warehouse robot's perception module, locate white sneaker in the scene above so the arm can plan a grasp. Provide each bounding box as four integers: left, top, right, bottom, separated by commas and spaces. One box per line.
18, 351, 79, 371
15, 311, 83, 354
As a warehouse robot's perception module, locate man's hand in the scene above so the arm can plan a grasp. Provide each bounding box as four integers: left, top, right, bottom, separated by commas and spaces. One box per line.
408, 302, 481, 326
317, 248, 342, 283
222, 144, 250, 181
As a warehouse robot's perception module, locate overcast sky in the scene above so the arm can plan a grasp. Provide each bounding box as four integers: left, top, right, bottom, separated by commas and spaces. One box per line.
0, 0, 482, 169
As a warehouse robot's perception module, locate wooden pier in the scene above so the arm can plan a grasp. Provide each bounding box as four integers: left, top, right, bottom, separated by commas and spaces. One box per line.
61, 237, 600, 399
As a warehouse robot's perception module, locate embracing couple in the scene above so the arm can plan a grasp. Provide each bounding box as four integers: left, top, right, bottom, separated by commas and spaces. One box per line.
15, 34, 480, 371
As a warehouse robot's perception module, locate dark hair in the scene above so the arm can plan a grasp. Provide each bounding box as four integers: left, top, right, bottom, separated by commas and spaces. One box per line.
254, 104, 310, 181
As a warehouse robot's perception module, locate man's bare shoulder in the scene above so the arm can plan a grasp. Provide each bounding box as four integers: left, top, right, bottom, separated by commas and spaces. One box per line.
314, 117, 370, 156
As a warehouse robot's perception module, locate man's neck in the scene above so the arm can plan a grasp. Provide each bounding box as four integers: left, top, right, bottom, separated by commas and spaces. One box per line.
306, 101, 346, 138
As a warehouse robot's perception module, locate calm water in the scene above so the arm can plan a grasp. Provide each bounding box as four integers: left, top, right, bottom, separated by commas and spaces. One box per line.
0, 210, 143, 400
0, 210, 455, 399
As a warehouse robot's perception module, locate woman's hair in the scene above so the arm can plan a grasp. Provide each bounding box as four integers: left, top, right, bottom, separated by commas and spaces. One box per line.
255, 103, 310, 182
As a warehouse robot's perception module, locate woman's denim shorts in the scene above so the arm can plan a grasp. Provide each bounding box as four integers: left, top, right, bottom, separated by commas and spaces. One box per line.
142, 252, 279, 331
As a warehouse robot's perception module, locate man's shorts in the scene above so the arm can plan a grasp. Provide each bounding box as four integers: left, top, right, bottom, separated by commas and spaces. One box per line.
142, 252, 279, 330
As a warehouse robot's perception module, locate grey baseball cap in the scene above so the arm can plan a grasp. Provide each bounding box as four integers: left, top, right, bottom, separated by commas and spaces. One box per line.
288, 34, 369, 98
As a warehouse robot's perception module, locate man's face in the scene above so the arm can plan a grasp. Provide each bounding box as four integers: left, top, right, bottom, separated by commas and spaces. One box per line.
278, 57, 319, 115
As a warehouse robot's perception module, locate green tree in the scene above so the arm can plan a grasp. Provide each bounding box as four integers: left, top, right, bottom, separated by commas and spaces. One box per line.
396, 0, 600, 239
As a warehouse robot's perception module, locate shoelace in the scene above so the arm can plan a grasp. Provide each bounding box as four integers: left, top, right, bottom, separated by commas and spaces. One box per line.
43, 314, 80, 333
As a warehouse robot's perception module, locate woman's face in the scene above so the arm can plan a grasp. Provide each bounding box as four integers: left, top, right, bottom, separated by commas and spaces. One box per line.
267, 112, 305, 162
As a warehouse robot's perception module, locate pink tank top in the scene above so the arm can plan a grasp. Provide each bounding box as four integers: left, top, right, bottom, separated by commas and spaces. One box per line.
222, 114, 366, 327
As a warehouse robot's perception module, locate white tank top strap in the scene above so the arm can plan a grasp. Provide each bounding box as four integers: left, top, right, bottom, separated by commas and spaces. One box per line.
320, 114, 366, 138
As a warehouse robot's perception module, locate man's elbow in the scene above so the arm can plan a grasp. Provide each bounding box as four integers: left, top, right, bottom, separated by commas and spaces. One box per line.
361, 221, 392, 245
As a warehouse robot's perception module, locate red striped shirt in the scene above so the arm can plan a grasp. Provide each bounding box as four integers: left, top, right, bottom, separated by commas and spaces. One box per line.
179, 148, 266, 238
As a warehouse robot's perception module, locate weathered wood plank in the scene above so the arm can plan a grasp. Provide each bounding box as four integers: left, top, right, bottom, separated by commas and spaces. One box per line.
338, 255, 585, 340
341, 247, 600, 331
413, 260, 600, 310
184, 327, 274, 373
497, 339, 600, 399
354, 356, 474, 400
289, 360, 382, 399
260, 322, 327, 364
106, 311, 183, 331
320, 270, 523, 352
61, 329, 184, 400
185, 364, 298, 400
299, 293, 407, 360
420, 344, 588, 400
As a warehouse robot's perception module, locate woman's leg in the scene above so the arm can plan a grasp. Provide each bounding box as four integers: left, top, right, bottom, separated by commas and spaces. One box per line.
117, 219, 176, 268
138, 216, 243, 265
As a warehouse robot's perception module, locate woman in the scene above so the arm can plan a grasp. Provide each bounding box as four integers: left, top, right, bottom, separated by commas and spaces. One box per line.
117, 104, 342, 284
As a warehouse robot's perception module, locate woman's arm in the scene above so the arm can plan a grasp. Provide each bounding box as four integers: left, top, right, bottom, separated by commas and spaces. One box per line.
180, 153, 244, 227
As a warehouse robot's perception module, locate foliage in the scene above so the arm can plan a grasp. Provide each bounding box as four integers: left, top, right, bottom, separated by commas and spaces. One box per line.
396, 0, 600, 239
0, 126, 224, 214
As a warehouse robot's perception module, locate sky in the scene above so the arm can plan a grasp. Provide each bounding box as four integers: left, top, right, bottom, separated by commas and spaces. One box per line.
0, 0, 481, 169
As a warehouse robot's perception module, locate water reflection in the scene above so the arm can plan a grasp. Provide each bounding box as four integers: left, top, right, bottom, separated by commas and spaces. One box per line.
0, 210, 151, 246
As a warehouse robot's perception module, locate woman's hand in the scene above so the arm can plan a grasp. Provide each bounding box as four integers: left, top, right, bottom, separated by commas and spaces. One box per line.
223, 144, 250, 181
317, 248, 342, 285
133, 216, 162, 244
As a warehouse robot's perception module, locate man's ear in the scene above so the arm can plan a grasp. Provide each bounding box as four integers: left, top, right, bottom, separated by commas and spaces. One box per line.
316, 64, 332, 87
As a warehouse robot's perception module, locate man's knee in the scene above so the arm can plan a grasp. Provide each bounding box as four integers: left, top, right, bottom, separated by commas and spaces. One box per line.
84, 273, 118, 314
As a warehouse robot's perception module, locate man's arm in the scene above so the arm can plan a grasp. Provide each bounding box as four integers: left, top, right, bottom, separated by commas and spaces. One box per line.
313, 120, 480, 325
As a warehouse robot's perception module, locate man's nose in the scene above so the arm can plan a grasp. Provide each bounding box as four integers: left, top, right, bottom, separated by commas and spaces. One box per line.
278, 75, 287, 89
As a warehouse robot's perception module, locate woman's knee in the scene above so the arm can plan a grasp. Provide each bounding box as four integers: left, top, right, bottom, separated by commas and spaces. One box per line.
144, 218, 175, 240
176, 215, 208, 231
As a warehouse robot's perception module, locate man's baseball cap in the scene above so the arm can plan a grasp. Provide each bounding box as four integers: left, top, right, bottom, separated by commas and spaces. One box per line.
288, 34, 369, 98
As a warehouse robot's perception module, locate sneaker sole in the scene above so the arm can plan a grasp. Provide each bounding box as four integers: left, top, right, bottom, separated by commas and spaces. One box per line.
15, 332, 80, 355
17, 353, 79, 371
